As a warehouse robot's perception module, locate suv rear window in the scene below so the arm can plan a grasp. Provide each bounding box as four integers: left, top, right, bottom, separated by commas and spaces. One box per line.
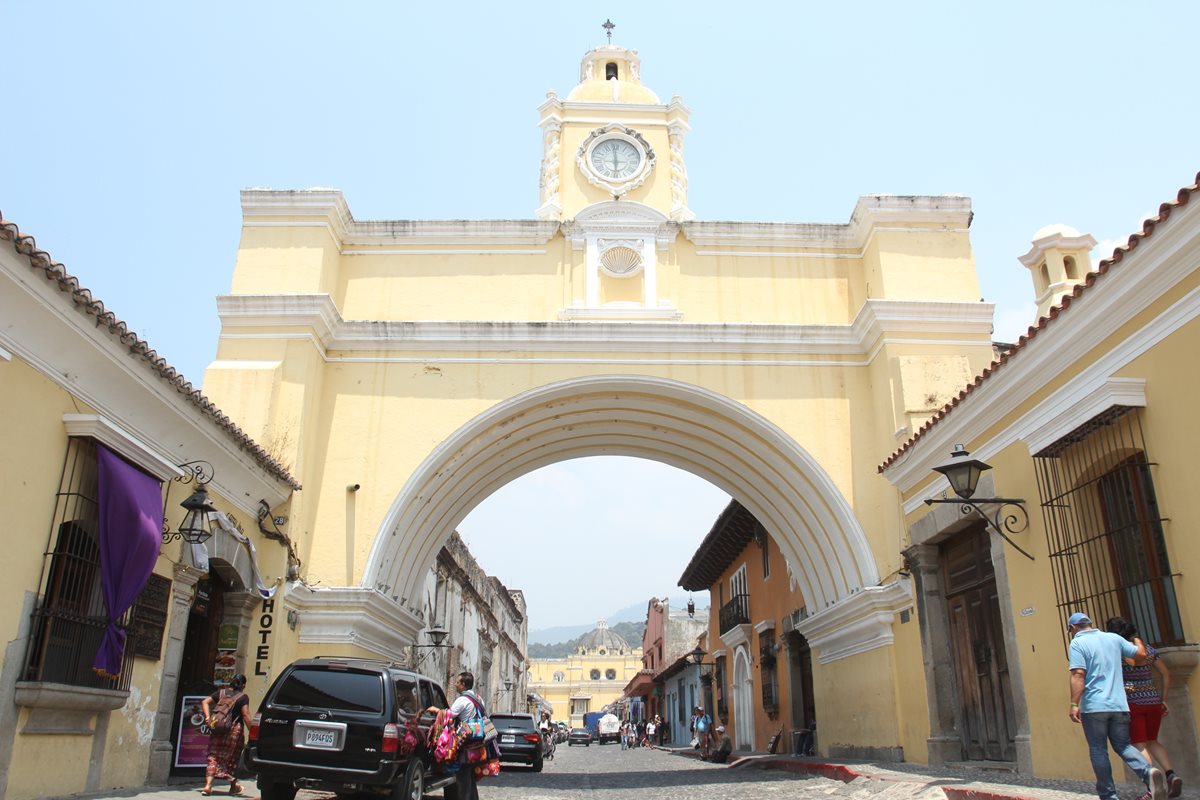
490, 714, 536, 731
272, 667, 384, 713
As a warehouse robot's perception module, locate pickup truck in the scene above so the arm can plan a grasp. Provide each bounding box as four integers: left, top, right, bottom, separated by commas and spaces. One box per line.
596, 713, 621, 744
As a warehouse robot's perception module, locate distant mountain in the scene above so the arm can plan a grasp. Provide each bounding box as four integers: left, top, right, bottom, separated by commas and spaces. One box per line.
529, 619, 647, 659
529, 597, 698, 645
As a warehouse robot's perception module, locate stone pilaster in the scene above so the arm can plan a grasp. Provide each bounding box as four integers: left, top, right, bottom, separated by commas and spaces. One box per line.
146, 563, 202, 785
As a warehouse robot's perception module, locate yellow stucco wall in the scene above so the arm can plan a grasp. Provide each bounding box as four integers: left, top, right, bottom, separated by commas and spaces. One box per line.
528, 647, 643, 724
896, 255, 1200, 779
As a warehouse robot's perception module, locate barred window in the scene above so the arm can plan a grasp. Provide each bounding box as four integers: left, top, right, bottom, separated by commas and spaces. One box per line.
24, 438, 134, 690
1035, 407, 1183, 649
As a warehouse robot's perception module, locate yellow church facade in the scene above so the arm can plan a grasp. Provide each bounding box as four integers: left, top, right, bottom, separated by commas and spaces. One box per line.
527, 623, 643, 726
204, 40, 994, 764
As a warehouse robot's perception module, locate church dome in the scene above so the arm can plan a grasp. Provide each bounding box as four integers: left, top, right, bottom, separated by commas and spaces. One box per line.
565, 45, 661, 104
578, 621, 629, 653
1032, 223, 1082, 241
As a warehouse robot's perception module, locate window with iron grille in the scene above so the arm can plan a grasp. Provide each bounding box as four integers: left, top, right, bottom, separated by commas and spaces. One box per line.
24, 438, 135, 690
1034, 406, 1183, 649
759, 631, 778, 710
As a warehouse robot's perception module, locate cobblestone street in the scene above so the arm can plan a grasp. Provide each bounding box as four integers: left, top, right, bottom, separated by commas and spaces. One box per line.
452, 743, 802, 798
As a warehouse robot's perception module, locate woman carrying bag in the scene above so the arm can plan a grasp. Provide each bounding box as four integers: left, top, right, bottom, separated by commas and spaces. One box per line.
200, 673, 250, 796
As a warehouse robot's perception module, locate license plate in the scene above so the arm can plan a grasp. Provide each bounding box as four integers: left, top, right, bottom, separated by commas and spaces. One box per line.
304, 729, 337, 748
500, 735, 515, 743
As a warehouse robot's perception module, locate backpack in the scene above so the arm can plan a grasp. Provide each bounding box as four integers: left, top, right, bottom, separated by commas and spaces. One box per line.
210, 689, 244, 734
696, 714, 710, 733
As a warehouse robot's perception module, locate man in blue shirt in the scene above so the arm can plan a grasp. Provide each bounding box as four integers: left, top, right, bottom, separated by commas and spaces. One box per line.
1068, 611, 1164, 800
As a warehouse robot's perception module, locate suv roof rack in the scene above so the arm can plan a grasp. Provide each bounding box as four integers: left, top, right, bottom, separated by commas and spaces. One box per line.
310, 655, 403, 666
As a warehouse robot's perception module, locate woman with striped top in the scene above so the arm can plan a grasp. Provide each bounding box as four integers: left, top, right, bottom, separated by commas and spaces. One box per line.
1107, 618, 1182, 798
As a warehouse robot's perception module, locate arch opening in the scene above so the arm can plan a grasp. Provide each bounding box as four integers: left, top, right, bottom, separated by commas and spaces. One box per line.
364, 375, 880, 640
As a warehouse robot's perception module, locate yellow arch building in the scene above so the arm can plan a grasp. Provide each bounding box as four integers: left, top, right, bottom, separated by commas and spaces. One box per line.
205, 40, 994, 760
527, 622, 643, 727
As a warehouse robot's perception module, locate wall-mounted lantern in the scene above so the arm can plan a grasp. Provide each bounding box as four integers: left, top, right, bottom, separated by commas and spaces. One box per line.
924, 444, 1033, 560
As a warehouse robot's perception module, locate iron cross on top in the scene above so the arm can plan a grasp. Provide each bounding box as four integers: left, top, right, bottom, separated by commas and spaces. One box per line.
602, 19, 615, 43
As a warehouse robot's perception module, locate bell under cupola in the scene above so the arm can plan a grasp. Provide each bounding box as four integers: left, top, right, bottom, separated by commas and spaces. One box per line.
1018, 224, 1097, 320
536, 31, 692, 223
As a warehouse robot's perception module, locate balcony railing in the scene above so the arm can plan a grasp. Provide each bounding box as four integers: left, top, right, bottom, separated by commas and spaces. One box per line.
718, 594, 750, 635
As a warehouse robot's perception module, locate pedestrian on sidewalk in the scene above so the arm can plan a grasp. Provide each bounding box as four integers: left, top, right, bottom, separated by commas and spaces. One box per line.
707, 725, 733, 764
200, 673, 250, 796
690, 706, 713, 758
1107, 617, 1183, 798
1067, 612, 1165, 800
645, 718, 657, 747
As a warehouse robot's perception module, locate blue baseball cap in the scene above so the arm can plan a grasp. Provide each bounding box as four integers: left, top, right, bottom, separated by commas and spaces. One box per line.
1067, 612, 1091, 626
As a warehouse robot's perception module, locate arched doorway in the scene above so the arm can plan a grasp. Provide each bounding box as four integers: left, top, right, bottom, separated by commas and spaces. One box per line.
732, 647, 754, 750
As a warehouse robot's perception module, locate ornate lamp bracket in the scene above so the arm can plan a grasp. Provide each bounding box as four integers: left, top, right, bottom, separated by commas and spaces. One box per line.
924, 495, 1034, 560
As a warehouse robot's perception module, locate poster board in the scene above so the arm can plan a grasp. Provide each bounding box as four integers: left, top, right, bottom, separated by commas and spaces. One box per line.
175, 694, 211, 768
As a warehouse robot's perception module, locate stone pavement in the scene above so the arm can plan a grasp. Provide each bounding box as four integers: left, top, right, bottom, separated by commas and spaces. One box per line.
41, 744, 1196, 800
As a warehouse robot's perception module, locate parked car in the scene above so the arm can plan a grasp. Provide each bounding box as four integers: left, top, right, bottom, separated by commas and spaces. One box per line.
243, 656, 458, 800
490, 713, 543, 771
568, 727, 593, 746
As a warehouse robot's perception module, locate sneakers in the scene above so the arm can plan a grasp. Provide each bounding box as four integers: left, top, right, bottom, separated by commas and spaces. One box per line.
1167, 773, 1183, 799
1149, 767, 1168, 800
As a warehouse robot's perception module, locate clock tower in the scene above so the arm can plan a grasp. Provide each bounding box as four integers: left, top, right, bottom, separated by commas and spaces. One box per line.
537, 43, 693, 222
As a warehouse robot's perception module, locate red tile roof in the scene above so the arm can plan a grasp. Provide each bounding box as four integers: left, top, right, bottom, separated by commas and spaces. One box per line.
1, 214, 301, 490
879, 171, 1200, 473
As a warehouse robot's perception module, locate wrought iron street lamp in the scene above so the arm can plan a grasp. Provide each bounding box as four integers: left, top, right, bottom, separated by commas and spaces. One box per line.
413, 624, 450, 671
924, 444, 1033, 560
163, 483, 216, 544
687, 597, 695, 618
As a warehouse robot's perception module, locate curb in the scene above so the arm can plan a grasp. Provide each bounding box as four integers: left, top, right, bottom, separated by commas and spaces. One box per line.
734, 759, 1048, 800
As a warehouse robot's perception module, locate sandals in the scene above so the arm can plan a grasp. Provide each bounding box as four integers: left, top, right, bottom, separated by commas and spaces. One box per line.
229, 782, 243, 796
200, 791, 212, 797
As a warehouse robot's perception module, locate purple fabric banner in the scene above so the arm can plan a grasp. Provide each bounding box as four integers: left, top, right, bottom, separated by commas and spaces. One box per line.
94, 443, 163, 678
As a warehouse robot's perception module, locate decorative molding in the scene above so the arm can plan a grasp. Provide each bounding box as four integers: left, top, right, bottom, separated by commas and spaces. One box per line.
795, 579, 913, 664
0, 249, 293, 514
885, 201, 1200, 492
753, 619, 776, 634
576, 125, 656, 197
1021, 377, 1147, 455
216, 294, 992, 358
285, 584, 423, 657
62, 415, 184, 482
0, 343, 10, 361
720, 623, 753, 652
1018, 231, 1099, 268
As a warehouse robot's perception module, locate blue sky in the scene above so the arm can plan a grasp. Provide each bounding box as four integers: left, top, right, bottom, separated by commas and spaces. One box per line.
6, 2, 1197, 629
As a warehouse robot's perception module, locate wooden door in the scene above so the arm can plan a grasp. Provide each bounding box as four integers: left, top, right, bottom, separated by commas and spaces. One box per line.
943, 525, 1016, 762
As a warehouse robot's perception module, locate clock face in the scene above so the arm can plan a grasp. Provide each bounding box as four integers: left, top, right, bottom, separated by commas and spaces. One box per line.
590, 139, 642, 180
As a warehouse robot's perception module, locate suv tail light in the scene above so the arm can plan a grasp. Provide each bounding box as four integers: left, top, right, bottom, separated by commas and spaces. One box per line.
382, 723, 400, 753
523, 733, 541, 744
249, 713, 261, 742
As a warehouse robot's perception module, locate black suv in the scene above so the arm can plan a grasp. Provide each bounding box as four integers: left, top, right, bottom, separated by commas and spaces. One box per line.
244, 657, 458, 800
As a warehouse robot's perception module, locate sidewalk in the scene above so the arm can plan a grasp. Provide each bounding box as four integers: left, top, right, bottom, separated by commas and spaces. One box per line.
659, 745, 1196, 800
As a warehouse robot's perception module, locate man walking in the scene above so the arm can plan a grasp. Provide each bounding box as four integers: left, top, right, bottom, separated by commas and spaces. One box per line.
1068, 611, 1164, 800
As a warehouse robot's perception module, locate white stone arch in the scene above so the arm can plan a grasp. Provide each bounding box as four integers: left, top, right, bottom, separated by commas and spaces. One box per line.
360, 375, 883, 646
732, 646, 755, 750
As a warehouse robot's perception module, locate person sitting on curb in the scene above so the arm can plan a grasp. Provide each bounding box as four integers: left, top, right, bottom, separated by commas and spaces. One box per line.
707, 725, 733, 764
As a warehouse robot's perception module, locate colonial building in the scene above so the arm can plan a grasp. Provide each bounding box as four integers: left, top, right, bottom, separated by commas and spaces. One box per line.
679, 501, 817, 754
0, 216, 298, 799
402, 531, 528, 715
203, 37, 985, 765
622, 597, 704, 729
528, 622, 642, 726
882, 175, 1200, 780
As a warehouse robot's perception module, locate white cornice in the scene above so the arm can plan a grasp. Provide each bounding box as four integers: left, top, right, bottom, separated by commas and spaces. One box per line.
885, 198, 1200, 492
62, 415, 184, 482
0, 249, 294, 515
560, 101, 672, 113
1022, 377, 1147, 456
753, 619, 775, 634
683, 195, 972, 252
558, 306, 684, 322
795, 579, 913, 664
216, 294, 993, 357
1018, 232, 1099, 268
719, 623, 752, 652
285, 584, 423, 657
